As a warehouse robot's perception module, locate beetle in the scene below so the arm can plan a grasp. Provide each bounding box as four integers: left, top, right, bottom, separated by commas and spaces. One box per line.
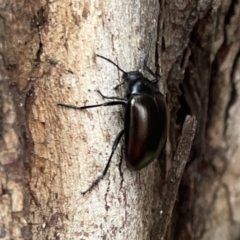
58, 35, 168, 195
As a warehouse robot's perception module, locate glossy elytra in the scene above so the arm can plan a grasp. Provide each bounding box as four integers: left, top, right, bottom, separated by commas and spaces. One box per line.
58, 35, 168, 195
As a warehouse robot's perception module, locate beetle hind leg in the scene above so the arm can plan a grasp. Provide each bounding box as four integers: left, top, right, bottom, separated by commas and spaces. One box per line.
81, 130, 124, 195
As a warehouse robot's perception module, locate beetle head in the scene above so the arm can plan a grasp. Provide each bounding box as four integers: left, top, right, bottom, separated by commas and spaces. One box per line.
96, 54, 145, 84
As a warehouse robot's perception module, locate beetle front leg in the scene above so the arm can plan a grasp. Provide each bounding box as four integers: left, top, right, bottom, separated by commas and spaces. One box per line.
81, 129, 124, 195
96, 89, 126, 101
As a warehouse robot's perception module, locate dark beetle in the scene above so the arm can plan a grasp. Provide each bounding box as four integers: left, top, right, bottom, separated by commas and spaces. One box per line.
58, 36, 168, 195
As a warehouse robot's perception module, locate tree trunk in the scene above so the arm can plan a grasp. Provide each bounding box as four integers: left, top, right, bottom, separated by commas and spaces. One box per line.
0, 0, 239, 239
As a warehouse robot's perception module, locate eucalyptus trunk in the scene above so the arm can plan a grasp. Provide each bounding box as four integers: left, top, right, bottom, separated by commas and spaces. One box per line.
0, 0, 240, 240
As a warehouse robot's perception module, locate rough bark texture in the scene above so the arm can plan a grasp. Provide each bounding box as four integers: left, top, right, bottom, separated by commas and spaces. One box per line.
0, 0, 240, 239
173, 1, 240, 240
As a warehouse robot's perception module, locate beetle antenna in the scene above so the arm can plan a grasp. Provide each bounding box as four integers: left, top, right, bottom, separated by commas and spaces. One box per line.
96, 54, 127, 74
138, 33, 152, 70
144, 33, 152, 64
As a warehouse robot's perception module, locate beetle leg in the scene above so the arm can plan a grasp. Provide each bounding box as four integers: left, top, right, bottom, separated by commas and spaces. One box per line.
58, 100, 127, 110
81, 129, 124, 195
113, 82, 124, 90
96, 89, 125, 101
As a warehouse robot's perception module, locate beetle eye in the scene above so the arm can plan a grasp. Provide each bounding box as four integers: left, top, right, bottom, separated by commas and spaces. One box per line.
122, 73, 130, 81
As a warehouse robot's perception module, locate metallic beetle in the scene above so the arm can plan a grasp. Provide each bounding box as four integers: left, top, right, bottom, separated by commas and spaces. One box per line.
58, 36, 168, 195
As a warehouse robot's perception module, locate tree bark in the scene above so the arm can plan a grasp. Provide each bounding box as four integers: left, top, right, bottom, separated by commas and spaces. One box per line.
1, 0, 240, 240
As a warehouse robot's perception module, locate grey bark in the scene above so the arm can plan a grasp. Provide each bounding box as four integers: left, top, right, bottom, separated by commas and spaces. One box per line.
0, 0, 240, 239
